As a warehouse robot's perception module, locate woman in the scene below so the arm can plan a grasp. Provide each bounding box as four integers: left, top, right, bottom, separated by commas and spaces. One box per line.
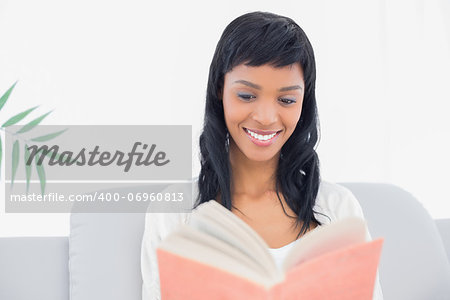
141, 11, 383, 299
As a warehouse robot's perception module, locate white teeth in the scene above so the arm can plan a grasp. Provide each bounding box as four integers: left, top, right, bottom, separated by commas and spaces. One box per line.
246, 129, 277, 141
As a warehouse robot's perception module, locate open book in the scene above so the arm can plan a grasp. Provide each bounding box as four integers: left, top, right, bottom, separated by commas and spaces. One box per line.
156, 200, 384, 300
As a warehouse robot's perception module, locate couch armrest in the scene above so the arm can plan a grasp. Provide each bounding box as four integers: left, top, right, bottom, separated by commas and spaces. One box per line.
0, 236, 69, 300
436, 219, 450, 263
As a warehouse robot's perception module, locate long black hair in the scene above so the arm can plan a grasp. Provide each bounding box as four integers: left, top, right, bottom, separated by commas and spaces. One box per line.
195, 11, 327, 239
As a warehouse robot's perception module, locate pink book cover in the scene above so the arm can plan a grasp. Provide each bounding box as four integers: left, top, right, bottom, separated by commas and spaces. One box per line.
157, 238, 384, 300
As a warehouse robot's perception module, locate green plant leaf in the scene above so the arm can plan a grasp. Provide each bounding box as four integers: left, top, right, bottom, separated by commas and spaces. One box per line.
0, 81, 18, 112
11, 140, 19, 186
0, 135, 2, 180
2, 106, 39, 127
16, 110, 52, 134
24, 144, 32, 194
35, 156, 46, 196
30, 128, 67, 142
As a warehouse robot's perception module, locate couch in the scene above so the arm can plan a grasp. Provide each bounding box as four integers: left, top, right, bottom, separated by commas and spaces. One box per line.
1, 182, 450, 300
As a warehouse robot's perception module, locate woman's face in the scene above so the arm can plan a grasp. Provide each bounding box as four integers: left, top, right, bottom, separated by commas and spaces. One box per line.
222, 62, 305, 162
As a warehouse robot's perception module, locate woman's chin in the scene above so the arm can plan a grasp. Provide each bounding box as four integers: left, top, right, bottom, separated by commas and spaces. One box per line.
243, 150, 280, 163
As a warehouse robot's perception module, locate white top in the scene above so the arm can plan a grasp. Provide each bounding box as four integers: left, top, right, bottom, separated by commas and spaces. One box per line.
268, 239, 299, 270
141, 178, 384, 300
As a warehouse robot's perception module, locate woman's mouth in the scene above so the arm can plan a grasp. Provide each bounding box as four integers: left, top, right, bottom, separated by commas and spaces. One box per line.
243, 127, 282, 147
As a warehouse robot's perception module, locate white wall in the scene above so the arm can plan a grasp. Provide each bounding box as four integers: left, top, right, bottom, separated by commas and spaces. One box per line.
0, 0, 449, 236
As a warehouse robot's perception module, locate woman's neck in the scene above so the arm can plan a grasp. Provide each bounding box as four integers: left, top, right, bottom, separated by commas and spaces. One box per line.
228, 140, 280, 199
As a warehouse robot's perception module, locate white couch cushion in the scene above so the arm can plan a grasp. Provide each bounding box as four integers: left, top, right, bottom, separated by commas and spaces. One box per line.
69, 184, 168, 300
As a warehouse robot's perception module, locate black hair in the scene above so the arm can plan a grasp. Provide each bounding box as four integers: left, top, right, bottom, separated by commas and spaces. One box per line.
195, 11, 329, 239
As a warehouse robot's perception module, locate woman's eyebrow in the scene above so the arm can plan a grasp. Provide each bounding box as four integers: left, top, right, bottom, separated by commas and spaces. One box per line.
233, 80, 302, 92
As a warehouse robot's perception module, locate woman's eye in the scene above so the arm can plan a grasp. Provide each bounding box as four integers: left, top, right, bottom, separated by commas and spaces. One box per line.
279, 98, 296, 105
237, 94, 296, 105
237, 93, 255, 101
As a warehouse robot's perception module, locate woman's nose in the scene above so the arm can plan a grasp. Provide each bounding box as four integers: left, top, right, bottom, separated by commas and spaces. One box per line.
251, 100, 278, 125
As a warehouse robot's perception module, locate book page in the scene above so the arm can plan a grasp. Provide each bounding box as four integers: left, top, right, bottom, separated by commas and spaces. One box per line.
158, 225, 276, 287
191, 200, 280, 276
189, 209, 275, 277
282, 217, 367, 272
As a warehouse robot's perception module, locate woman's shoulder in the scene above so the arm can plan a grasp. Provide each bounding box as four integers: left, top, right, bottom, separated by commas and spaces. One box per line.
314, 180, 365, 223
143, 178, 199, 239
144, 211, 190, 238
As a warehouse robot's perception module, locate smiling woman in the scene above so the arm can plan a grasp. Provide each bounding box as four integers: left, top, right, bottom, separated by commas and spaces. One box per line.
222, 63, 304, 161
196, 12, 321, 242
141, 11, 383, 300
